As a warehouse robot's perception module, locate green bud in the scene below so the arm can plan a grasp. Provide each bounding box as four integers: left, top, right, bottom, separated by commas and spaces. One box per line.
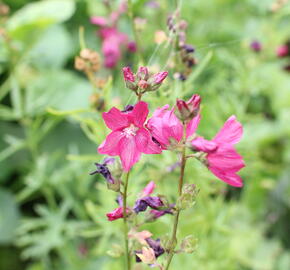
180, 235, 198, 253
176, 184, 197, 210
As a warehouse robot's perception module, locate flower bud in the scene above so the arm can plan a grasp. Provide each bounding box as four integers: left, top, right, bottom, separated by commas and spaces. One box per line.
137, 66, 149, 80
175, 94, 201, 122
176, 184, 197, 210
122, 67, 138, 91
149, 71, 168, 91
180, 235, 198, 253
250, 40, 262, 52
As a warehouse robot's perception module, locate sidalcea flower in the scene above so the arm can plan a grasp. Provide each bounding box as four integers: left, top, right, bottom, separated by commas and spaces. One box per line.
147, 95, 201, 149
250, 40, 262, 52
122, 66, 168, 93
136, 238, 165, 263
134, 196, 164, 213
191, 116, 245, 187
98, 101, 161, 171
276, 44, 289, 58
90, 158, 121, 191
106, 207, 130, 221
141, 181, 156, 197
90, 1, 136, 68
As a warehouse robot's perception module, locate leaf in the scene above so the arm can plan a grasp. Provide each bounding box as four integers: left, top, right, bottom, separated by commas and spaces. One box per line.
7, 0, 75, 31
0, 188, 20, 244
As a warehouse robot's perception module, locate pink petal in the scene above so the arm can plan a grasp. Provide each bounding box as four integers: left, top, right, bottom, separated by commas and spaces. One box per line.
102, 107, 129, 130
186, 114, 201, 138
129, 101, 149, 127
90, 16, 107, 26
191, 137, 218, 152
209, 168, 243, 187
119, 136, 141, 171
106, 207, 130, 221
98, 131, 124, 156
142, 181, 156, 197
213, 115, 243, 145
135, 128, 162, 154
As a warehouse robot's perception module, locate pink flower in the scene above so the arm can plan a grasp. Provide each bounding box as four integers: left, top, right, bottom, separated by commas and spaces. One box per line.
141, 181, 156, 197
106, 207, 130, 221
152, 71, 168, 84
123, 66, 135, 82
276, 44, 289, 58
98, 101, 162, 171
191, 116, 245, 187
147, 104, 201, 149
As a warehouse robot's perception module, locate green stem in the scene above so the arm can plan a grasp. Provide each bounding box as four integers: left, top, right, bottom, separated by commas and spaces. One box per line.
123, 171, 131, 270
164, 123, 187, 270
127, 0, 144, 65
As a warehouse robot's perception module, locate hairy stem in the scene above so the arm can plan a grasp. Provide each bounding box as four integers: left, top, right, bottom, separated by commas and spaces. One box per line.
164, 123, 187, 270
123, 171, 131, 270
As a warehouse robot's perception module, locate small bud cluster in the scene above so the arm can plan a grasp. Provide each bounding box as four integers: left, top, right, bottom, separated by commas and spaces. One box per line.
250, 40, 262, 53
122, 66, 168, 97
167, 13, 197, 81
74, 48, 101, 73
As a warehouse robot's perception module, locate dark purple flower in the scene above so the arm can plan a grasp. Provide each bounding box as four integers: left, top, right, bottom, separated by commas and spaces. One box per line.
250, 40, 262, 52
146, 238, 165, 258
90, 158, 115, 183
122, 104, 134, 112
134, 196, 163, 213
183, 44, 195, 53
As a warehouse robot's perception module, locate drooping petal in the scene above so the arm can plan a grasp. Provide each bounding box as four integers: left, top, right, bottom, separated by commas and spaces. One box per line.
90, 16, 107, 26
208, 167, 243, 187
102, 107, 129, 130
135, 128, 162, 154
98, 131, 125, 156
119, 135, 141, 171
142, 181, 156, 197
186, 114, 201, 138
213, 115, 243, 145
129, 101, 149, 127
191, 137, 218, 152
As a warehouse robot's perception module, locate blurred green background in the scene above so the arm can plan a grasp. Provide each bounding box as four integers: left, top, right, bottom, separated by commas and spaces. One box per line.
1, 0, 290, 269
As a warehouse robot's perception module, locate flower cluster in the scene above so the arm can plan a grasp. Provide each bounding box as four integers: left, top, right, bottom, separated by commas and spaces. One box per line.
98, 67, 245, 187
123, 66, 168, 96
90, 1, 136, 68
276, 40, 290, 72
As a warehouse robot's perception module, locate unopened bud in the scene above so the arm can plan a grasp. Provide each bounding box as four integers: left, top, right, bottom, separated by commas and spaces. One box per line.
122, 66, 138, 91
176, 184, 197, 210
175, 94, 201, 122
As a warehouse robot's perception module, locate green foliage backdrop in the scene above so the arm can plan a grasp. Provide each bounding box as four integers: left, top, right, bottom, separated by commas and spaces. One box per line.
0, 0, 290, 269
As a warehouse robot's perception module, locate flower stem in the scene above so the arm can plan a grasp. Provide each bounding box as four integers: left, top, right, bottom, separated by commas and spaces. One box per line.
127, 0, 144, 65
123, 171, 131, 270
164, 123, 187, 270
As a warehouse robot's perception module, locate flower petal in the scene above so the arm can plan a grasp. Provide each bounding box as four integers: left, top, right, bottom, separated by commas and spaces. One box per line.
135, 128, 162, 154
98, 131, 124, 156
129, 101, 149, 127
119, 136, 141, 171
186, 114, 201, 138
191, 136, 218, 152
213, 115, 243, 145
102, 107, 129, 130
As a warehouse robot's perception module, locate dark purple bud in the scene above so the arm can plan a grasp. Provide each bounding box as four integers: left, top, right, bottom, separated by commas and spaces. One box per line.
178, 73, 186, 81
90, 162, 114, 184
134, 196, 163, 213
146, 238, 165, 258
135, 251, 142, 262
183, 44, 195, 53
250, 40, 262, 52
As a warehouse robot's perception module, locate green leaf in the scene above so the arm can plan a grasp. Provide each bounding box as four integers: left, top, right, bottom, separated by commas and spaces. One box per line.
0, 188, 20, 244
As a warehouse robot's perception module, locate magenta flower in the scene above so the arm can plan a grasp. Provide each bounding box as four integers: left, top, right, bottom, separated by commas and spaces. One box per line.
276, 44, 289, 58
98, 101, 162, 171
106, 207, 130, 221
141, 181, 156, 197
191, 116, 245, 187
147, 99, 201, 149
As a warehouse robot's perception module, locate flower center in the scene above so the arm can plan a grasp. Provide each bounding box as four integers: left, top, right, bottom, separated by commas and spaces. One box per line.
123, 124, 139, 138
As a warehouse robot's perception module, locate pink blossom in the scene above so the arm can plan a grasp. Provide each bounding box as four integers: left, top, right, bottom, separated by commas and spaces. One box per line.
98, 101, 162, 171
123, 66, 135, 82
147, 104, 201, 149
141, 181, 156, 197
191, 116, 245, 187
152, 71, 169, 84
106, 207, 130, 221
276, 45, 289, 58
